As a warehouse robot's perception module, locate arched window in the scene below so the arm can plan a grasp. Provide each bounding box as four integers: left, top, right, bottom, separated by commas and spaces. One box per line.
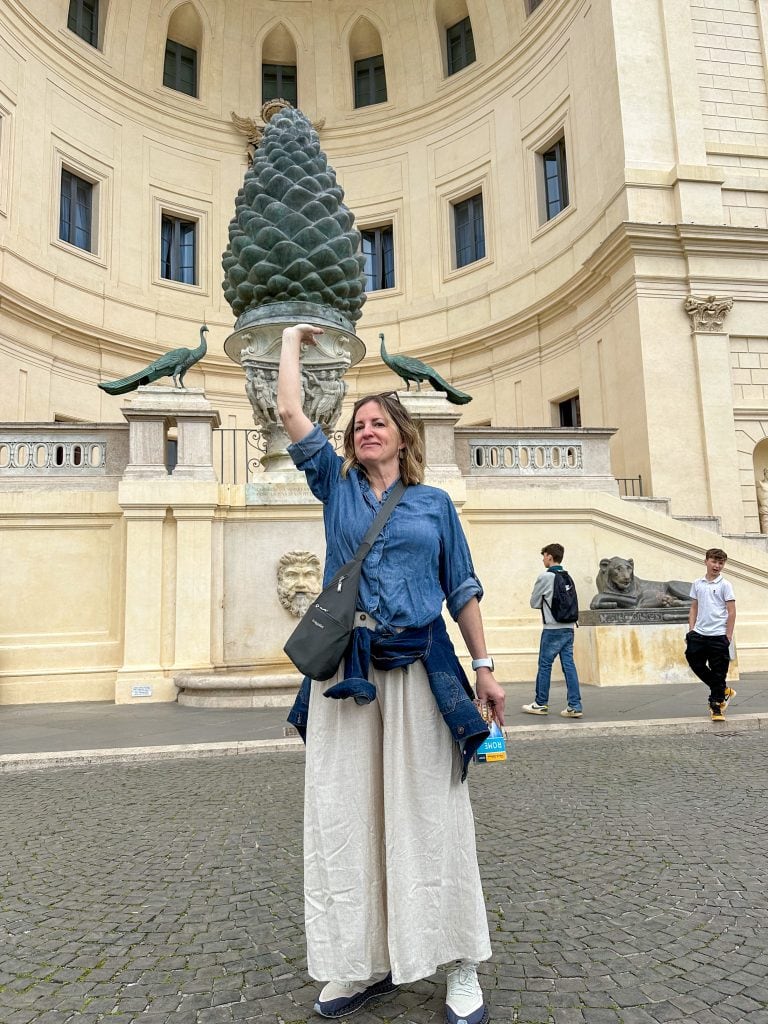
262, 24, 298, 107
435, 0, 476, 77
163, 3, 203, 98
349, 18, 387, 109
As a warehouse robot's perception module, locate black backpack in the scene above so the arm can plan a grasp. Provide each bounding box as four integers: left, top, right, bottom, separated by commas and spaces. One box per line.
543, 568, 579, 624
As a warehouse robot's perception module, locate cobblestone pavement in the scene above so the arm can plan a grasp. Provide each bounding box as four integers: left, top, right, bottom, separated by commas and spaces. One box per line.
2, 731, 768, 1024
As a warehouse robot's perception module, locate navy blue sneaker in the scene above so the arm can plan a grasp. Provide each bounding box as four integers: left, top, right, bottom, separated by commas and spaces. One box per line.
314, 972, 397, 1018
445, 964, 489, 1024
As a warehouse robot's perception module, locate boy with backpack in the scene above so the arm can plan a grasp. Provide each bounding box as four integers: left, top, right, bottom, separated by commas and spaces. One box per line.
522, 543, 583, 718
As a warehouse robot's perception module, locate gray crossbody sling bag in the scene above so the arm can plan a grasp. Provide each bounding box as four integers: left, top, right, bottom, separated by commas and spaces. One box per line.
283, 480, 406, 680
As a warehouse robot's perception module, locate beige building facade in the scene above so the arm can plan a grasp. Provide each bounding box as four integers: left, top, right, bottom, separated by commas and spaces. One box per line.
1, 0, 768, 704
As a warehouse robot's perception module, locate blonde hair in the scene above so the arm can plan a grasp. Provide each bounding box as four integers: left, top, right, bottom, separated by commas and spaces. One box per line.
341, 393, 425, 485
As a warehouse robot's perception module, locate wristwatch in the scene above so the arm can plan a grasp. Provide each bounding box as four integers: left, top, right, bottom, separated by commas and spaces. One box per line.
471, 657, 495, 671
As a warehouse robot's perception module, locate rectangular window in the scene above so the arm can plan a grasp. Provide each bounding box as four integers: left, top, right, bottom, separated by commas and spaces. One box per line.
59, 169, 94, 251
163, 40, 198, 97
446, 17, 476, 75
354, 55, 387, 108
361, 226, 395, 291
161, 215, 197, 284
558, 394, 581, 428
67, 0, 99, 47
542, 136, 569, 220
453, 193, 485, 268
262, 64, 298, 106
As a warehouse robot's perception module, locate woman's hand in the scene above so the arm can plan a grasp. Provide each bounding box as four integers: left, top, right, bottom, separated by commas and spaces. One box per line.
283, 323, 324, 347
475, 670, 506, 726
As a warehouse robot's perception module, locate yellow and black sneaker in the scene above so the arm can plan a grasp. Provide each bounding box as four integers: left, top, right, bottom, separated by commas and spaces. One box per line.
720, 686, 737, 709
710, 704, 726, 722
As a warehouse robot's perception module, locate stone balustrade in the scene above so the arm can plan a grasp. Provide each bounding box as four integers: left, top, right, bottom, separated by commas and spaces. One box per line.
0, 424, 129, 487
454, 427, 619, 493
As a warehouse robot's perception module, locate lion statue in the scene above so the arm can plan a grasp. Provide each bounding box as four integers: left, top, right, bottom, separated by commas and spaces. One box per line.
277, 550, 322, 618
590, 557, 693, 610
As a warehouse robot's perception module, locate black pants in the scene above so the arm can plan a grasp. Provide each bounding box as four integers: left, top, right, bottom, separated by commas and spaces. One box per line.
685, 631, 730, 705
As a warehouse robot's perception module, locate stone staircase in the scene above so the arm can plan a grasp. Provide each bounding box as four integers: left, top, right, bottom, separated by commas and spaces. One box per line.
620, 496, 768, 552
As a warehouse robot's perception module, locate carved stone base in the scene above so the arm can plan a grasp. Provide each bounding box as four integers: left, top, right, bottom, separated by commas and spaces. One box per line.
175, 671, 300, 708
575, 622, 739, 686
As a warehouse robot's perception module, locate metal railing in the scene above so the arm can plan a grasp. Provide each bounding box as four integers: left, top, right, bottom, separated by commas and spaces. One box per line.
213, 428, 344, 484
617, 474, 643, 497
214, 428, 268, 484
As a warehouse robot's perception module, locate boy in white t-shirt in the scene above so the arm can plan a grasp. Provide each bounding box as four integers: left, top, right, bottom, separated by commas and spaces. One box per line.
685, 548, 736, 722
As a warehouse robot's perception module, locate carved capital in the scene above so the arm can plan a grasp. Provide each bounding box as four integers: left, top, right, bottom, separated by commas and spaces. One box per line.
684, 294, 734, 332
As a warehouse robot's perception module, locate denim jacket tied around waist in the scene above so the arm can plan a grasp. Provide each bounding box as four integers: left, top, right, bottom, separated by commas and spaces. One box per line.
287, 614, 490, 781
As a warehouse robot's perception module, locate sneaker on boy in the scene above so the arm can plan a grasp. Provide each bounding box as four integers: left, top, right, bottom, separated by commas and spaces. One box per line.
314, 972, 396, 1018
445, 963, 489, 1024
710, 704, 725, 722
559, 707, 583, 718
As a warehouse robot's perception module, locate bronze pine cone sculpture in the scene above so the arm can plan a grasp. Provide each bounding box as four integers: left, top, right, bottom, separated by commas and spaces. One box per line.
222, 107, 367, 324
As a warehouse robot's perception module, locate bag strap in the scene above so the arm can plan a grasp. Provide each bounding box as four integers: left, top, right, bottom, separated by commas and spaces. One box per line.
354, 480, 406, 562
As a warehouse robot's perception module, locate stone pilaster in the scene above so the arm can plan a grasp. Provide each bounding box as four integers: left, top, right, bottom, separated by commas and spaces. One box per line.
684, 294, 744, 532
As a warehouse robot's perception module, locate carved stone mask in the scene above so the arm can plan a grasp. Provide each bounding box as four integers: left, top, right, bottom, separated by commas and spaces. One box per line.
277, 550, 322, 618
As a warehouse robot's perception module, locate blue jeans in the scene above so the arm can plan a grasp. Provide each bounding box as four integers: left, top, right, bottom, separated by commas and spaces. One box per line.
535, 628, 582, 709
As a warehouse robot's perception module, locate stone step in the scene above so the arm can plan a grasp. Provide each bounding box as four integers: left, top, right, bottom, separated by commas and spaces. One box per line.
619, 495, 672, 516
671, 514, 722, 534
722, 532, 768, 553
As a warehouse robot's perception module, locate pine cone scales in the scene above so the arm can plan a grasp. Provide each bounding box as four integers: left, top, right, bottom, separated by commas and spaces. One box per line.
222, 108, 366, 322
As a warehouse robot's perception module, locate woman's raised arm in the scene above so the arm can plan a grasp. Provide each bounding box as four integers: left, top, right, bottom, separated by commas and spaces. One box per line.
277, 324, 323, 443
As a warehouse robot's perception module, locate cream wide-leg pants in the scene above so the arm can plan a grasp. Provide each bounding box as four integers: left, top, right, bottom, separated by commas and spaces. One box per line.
303, 658, 492, 986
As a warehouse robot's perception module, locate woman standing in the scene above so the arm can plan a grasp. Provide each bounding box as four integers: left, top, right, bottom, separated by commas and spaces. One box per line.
277, 323, 505, 1024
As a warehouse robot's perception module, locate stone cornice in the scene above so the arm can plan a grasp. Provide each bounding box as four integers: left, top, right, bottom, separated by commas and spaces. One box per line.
3, 219, 767, 382
734, 406, 768, 420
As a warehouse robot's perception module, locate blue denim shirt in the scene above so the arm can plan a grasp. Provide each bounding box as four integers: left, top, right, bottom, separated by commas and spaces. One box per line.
286, 425, 489, 777
287, 425, 483, 627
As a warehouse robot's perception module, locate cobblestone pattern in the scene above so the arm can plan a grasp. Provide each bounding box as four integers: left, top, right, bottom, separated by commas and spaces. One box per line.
1, 732, 768, 1023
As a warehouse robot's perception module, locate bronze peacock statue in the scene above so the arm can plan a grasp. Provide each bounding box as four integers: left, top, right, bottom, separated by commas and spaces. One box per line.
98, 325, 208, 396
379, 333, 471, 405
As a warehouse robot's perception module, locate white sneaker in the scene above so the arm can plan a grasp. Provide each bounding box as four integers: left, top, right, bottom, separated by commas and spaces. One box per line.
560, 707, 583, 718
445, 963, 489, 1024
522, 702, 548, 715
314, 972, 396, 1018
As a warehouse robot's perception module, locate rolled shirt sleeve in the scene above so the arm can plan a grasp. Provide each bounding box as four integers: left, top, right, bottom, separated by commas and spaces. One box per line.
439, 492, 484, 620
287, 424, 342, 503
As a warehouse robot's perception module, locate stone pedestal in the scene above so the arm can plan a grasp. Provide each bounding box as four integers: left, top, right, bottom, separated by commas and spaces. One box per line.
575, 618, 739, 686
399, 390, 462, 477
121, 386, 221, 481
116, 387, 222, 703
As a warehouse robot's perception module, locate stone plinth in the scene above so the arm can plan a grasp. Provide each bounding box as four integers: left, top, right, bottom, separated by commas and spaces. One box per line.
399, 391, 462, 478
175, 671, 299, 708
575, 619, 739, 686
121, 386, 221, 481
